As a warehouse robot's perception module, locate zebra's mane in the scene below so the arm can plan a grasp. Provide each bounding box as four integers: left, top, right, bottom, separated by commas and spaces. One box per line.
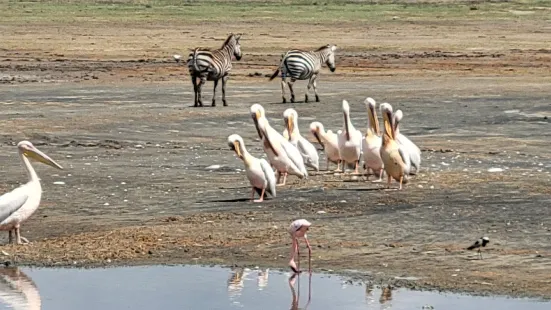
222, 34, 237, 47
314, 44, 332, 52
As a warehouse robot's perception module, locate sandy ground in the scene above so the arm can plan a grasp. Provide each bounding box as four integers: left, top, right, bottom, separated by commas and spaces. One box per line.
0, 6, 550, 299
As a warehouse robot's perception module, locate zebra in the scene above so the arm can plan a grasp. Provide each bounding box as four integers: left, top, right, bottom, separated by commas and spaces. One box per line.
187, 33, 242, 107
269, 44, 337, 103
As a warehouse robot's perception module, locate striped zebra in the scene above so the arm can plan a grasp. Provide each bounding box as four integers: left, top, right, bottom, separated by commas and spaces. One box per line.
187, 33, 242, 107
269, 44, 337, 103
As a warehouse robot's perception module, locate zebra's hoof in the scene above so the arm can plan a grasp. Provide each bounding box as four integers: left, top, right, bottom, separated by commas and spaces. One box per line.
282, 98, 287, 104
212, 100, 216, 107
223, 101, 228, 106
305, 95, 309, 103
291, 97, 295, 103
315, 96, 320, 102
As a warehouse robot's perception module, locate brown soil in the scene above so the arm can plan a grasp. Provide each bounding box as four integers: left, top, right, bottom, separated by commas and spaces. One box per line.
1, 4, 550, 300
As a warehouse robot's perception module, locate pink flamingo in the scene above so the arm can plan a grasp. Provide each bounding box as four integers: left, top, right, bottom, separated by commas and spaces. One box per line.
288, 219, 312, 274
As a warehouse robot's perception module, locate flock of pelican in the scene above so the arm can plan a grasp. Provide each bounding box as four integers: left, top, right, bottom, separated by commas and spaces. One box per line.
228, 97, 421, 202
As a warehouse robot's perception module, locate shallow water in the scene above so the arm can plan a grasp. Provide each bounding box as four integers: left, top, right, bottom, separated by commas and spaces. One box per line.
0, 265, 548, 310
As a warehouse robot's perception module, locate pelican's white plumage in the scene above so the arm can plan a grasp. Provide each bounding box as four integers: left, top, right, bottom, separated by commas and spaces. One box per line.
361, 97, 384, 180
337, 100, 363, 174
379, 103, 410, 189
250, 104, 307, 186
283, 108, 320, 171
0, 141, 63, 244
228, 134, 276, 202
309, 121, 341, 171
394, 109, 421, 174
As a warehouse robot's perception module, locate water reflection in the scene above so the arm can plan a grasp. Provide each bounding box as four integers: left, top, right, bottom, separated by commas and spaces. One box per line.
364, 284, 394, 310
257, 269, 269, 291
227, 267, 250, 305
0, 266, 547, 310
0, 267, 41, 310
288, 273, 311, 310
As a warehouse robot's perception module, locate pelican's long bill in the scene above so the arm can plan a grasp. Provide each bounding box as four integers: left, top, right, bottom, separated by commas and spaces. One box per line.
259, 119, 278, 156
252, 111, 263, 139
286, 116, 294, 139
312, 129, 324, 150
233, 141, 242, 158
23, 145, 63, 170
369, 104, 380, 135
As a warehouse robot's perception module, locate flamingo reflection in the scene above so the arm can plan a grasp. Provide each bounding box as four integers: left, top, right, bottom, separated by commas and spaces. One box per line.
288, 272, 311, 310
0, 267, 41, 310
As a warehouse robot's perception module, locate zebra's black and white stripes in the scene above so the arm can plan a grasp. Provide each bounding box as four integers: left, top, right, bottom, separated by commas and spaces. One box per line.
187, 33, 242, 107
269, 45, 337, 103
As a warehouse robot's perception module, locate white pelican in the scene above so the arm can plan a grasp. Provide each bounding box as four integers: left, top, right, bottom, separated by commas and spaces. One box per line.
309, 121, 341, 171
337, 100, 362, 174
250, 104, 307, 186
394, 109, 421, 174
0, 267, 41, 310
361, 97, 384, 181
379, 104, 409, 189
283, 108, 320, 171
0, 141, 63, 244
228, 134, 276, 202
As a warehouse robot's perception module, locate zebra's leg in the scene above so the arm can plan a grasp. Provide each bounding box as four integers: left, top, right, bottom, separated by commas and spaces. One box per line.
221, 75, 230, 106
305, 75, 315, 103
197, 76, 206, 107
287, 79, 296, 103
191, 75, 198, 107
312, 74, 320, 102
280, 77, 287, 103
212, 79, 218, 107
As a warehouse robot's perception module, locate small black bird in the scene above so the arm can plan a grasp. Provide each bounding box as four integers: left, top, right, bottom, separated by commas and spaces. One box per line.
467, 236, 490, 259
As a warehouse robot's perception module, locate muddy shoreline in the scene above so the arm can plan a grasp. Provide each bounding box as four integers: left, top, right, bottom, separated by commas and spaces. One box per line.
1, 4, 550, 300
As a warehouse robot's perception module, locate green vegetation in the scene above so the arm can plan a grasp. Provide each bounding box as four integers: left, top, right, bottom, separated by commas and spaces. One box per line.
1, 0, 549, 24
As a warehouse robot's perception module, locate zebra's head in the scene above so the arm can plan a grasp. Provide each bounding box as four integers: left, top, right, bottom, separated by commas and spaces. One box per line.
224, 33, 243, 61
325, 45, 337, 72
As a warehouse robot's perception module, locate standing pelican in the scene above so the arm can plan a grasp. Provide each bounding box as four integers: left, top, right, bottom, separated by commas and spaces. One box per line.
309, 121, 341, 171
379, 104, 409, 189
0, 267, 41, 310
283, 108, 319, 171
394, 109, 421, 174
0, 141, 63, 244
361, 97, 384, 181
337, 100, 363, 174
228, 134, 276, 202
288, 219, 312, 274
250, 104, 307, 186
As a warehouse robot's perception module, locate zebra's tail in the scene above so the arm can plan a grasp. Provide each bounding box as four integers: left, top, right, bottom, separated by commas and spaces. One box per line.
269, 52, 287, 81
269, 68, 280, 81
191, 48, 201, 72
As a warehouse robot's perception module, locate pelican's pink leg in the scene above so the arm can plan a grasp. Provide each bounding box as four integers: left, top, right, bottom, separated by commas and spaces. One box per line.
333, 160, 341, 172
250, 187, 256, 202
253, 188, 265, 202
282, 172, 288, 186
305, 237, 312, 273
353, 160, 360, 175
8, 230, 13, 244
